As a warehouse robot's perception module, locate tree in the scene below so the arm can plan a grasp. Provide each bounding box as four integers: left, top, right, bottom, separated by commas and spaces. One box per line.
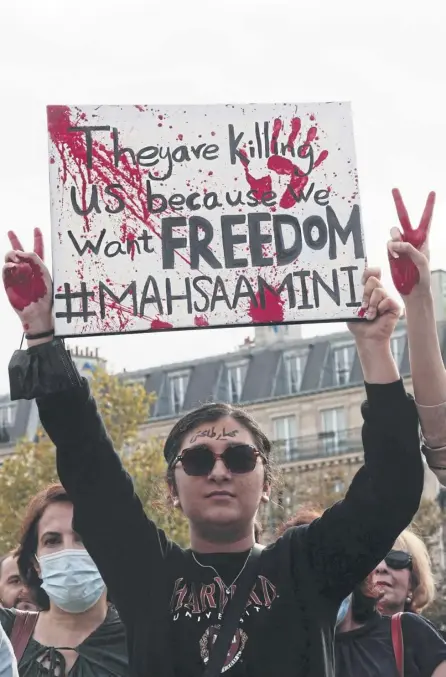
265, 460, 444, 544
0, 369, 188, 554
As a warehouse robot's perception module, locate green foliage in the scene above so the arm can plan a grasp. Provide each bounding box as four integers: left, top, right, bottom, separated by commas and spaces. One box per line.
0, 369, 188, 554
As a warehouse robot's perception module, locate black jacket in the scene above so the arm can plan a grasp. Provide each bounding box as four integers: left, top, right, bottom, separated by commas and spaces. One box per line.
9, 340, 424, 677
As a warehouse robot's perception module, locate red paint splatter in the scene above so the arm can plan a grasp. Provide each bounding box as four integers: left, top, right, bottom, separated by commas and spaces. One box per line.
240, 150, 272, 201
237, 117, 328, 210
50, 157, 55, 164
194, 315, 209, 327
211, 131, 216, 136
309, 114, 315, 121
151, 318, 173, 329
177, 134, 184, 141
119, 224, 139, 261
287, 118, 302, 146
248, 287, 284, 324
357, 307, 366, 318
135, 105, 146, 112
270, 119, 283, 153
389, 189, 436, 295
47, 106, 191, 266
3, 259, 47, 311
314, 150, 329, 168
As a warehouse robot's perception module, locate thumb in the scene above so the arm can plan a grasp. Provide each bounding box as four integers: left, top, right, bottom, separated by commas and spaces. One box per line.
387, 240, 427, 268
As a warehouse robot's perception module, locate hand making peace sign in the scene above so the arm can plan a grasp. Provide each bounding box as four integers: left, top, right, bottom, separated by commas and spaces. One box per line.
388, 189, 436, 296
3, 228, 53, 333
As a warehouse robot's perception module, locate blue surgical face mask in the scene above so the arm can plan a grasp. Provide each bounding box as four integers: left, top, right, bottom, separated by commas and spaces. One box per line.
38, 549, 106, 614
336, 594, 351, 627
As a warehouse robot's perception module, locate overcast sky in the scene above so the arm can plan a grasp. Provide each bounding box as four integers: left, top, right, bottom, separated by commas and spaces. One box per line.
0, 0, 445, 395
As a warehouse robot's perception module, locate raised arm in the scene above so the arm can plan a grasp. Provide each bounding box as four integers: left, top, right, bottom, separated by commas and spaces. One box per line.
4, 230, 175, 624
295, 269, 424, 601
388, 189, 446, 485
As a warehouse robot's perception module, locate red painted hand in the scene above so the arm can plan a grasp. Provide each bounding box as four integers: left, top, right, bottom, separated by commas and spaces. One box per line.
388, 189, 436, 295
3, 228, 53, 331
239, 118, 329, 209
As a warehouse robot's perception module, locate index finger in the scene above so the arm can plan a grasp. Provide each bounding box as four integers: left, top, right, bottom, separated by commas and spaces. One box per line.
418, 191, 436, 238
392, 188, 412, 234
33, 227, 44, 260
8, 231, 24, 252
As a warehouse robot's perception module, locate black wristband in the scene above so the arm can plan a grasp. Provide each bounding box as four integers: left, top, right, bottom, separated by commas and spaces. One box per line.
24, 329, 55, 340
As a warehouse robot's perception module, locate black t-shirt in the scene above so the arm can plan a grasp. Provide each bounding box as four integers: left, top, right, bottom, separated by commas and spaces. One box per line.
34, 344, 424, 677
0, 606, 128, 677
335, 612, 446, 677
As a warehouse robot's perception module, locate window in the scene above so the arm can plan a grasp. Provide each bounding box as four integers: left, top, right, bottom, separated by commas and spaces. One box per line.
168, 372, 189, 415
284, 354, 304, 394
391, 334, 405, 368
0, 405, 14, 427
273, 415, 297, 462
227, 363, 247, 404
320, 407, 346, 455
334, 479, 345, 494
333, 345, 354, 385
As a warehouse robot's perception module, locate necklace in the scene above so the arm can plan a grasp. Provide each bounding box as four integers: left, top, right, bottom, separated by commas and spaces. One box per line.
191, 547, 253, 595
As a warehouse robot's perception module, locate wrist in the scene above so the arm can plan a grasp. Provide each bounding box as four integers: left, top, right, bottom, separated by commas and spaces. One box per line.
404, 289, 434, 313
356, 340, 399, 384
23, 316, 55, 348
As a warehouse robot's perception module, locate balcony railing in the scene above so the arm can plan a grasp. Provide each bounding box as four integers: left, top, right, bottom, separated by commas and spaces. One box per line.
272, 427, 363, 465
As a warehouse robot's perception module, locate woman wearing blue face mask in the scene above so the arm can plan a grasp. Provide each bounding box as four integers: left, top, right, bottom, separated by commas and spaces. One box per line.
0, 484, 129, 677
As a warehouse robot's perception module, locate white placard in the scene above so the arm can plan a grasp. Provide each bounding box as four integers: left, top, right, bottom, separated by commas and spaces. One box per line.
47, 103, 366, 336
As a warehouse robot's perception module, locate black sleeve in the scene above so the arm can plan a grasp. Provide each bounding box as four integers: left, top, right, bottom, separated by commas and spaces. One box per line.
292, 379, 424, 601
27, 344, 179, 624
402, 613, 446, 677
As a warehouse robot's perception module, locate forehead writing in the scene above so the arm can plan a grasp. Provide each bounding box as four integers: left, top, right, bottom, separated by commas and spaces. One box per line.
189, 426, 239, 444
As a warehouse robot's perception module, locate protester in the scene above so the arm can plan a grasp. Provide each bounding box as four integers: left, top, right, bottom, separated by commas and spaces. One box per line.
0, 484, 129, 677
280, 507, 446, 676
0, 624, 18, 677
387, 189, 446, 486
373, 528, 435, 616
4, 229, 424, 677
0, 553, 38, 611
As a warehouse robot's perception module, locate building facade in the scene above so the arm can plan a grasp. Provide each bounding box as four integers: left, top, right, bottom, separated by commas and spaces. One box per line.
2, 272, 446, 506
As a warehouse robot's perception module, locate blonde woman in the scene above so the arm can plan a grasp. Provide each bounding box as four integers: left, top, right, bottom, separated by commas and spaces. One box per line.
278, 509, 446, 676
373, 528, 435, 616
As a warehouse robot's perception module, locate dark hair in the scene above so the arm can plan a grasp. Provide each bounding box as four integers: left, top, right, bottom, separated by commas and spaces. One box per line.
0, 551, 15, 578
164, 402, 273, 487
276, 505, 380, 624
16, 483, 72, 611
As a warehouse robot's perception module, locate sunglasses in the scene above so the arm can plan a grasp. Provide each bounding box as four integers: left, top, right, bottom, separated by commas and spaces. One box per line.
173, 443, 262, 476
384, 550, 413, 571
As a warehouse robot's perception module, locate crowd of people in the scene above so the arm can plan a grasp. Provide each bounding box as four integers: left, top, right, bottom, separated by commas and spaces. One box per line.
1, 188, 446, 676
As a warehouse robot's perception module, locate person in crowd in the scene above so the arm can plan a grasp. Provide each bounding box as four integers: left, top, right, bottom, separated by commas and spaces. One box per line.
0, 484, 129, 677
373, 528, 435, 616
0, 553, 38, 611
279, 506, 446, 676
387, 188, 446, 485
3, 229, 425, 677
0, 624, 18, 677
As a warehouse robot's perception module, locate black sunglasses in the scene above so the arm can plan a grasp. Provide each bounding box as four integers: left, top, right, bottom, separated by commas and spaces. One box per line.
384, 550, 413, 571
173, 444, 262, 476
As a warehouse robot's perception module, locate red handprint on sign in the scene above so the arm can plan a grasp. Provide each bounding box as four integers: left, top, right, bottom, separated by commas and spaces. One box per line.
389, 189, 436, 295
240, 118, 329, 209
